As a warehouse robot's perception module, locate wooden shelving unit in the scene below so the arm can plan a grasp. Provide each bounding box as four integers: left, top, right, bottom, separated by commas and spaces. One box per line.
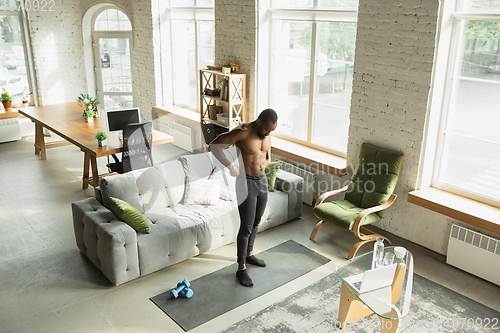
199, 69, 246, 132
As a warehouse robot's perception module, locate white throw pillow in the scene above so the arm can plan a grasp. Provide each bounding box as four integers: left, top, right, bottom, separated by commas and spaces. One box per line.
209, 167, 236, 201
184, 176, 221, 206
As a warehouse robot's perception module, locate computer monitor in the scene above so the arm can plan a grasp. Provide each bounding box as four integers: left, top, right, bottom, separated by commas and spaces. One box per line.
105, 108, 141, 137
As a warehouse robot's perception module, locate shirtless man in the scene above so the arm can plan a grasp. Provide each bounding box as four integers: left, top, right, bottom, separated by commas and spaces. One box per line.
210, 109, 278, 287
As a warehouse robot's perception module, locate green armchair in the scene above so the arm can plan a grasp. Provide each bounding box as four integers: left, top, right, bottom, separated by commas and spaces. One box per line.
310, 143, 404, 259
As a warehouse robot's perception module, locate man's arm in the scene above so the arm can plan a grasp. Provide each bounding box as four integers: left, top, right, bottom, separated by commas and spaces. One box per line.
210, 129, 247, 176
265, 146, 271, 168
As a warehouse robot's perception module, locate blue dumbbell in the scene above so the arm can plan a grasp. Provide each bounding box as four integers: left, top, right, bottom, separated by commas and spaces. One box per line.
171, 279, 194, 298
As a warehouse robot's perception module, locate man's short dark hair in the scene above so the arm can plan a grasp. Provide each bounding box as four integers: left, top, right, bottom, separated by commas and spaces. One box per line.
258, 108, 278, 124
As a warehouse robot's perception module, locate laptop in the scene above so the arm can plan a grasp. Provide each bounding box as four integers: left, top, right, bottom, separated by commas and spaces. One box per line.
344, 263, 397, 294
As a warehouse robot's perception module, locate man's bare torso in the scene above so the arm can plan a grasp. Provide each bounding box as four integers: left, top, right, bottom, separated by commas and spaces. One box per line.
235, 123, 271, 176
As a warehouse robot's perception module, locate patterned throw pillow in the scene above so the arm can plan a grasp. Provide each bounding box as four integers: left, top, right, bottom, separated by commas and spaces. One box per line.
184, 176, 221, 205
109, 197, 150, 234
209, 167, 236, 201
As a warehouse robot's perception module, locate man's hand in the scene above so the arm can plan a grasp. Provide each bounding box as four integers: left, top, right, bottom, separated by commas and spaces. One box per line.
229, 164, 240, 177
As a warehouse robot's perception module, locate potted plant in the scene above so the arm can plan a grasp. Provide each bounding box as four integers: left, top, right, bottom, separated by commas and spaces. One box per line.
96, 130, 108, 147
76, 93, 100, 118
84, 109, 95, 123
22, 90, 32, 107
1, 88, 13, 112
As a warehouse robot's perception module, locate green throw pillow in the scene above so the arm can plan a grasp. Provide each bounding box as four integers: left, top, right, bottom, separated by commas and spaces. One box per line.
109, 197, 150, 234
265, 161, 282, 192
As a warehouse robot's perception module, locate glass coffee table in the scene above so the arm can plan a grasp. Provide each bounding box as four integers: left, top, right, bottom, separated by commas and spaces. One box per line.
336, 246, 413, 332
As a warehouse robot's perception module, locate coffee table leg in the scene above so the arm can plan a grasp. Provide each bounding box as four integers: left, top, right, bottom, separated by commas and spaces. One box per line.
378, 307, 401, 333
338, 282, 373, 328
83, 152, 90, 189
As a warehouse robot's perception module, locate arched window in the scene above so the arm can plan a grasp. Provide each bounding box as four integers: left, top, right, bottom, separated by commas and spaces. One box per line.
94, 9, 132, 31
92, 8, 133, 110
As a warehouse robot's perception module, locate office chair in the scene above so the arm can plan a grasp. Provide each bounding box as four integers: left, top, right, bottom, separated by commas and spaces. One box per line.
310, 143, 404, 259
107, 121, 153, 174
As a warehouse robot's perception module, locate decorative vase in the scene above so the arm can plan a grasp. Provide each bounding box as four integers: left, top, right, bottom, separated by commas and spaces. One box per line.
98, 139, 106, 147
222, 66, 231, 75
86, 116, 93, 123
2, 101, 13, 112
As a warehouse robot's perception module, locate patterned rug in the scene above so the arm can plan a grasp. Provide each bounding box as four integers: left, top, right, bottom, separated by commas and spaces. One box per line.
221, 272, 500, 332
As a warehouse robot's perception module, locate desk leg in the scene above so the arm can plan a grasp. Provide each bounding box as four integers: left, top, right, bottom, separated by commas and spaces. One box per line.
34, 123, 46, 160
90, 155, 99, 188
83, 152, 90, 189
338, 282, 373, 328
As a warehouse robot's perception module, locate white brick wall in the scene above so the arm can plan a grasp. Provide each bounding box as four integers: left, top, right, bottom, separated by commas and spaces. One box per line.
131, 0, 155, 121
29, 0, 156, 120
215, 0, 257, 121
27, 0, 87, 105
348, 0, 454, 254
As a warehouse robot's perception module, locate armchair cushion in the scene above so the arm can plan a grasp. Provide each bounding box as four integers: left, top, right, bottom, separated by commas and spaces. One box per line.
344, 143, 404, 218
313, 199, 382, 231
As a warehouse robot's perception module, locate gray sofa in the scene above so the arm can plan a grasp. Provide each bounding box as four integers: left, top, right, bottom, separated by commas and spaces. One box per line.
72, 148, 303, 286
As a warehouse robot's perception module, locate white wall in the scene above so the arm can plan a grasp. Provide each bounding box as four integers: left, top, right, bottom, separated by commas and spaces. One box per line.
28, 0, 156, 121
215, 0, 257, 121
27, 0, 88, 105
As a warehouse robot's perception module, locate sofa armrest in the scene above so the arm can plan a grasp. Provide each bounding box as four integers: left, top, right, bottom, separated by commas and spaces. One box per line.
94, 186, 103, 205
274, 169, 303, 220
72, 197, 140, 286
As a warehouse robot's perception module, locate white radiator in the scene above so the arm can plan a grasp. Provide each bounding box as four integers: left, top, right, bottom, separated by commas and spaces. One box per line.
0, 117, 21, 143
279, 160, 315, 205
447, 224, 500, 285
168, 120, 194, 152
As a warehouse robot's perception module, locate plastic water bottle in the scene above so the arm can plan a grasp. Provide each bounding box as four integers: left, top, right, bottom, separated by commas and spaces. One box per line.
372, 237, 384, 268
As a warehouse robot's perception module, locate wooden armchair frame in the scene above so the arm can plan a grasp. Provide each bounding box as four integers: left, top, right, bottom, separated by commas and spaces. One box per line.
309, 184, 397, 259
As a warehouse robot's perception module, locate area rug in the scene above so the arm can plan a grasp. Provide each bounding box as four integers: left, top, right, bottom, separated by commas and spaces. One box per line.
221, 272, 500, 333
150, 240, 330, 331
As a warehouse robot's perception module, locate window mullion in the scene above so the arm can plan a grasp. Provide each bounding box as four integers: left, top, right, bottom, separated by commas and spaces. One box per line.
307, 21, 318, 144
195, 20, 200, 111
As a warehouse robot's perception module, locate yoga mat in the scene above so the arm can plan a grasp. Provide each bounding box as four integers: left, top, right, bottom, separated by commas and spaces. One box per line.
150, 240, 330, 331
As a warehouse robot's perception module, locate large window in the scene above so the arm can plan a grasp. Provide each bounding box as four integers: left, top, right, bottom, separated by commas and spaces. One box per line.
161, 1, 215, 110
268, 1, 358, 156
93, 8, 133, 110
433, 0, 500, 206
0, 4, 34, 105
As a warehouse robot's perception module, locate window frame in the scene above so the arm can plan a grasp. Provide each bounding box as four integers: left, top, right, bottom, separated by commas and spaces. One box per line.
0, 7, 38, 105
91, 6, 134, 109
262, 3, 358, 158
422, 1, 500, 208
158, 1, 214, 112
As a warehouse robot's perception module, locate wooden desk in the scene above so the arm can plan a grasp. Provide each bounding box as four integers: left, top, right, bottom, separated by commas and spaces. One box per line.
19, 102, 174, 189
0, 110, 21, 119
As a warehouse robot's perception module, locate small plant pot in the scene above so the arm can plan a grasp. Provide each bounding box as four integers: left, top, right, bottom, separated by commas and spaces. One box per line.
222, 67, 231, 75
2, 101, 13, 112
86, 116, 94, 123
22, 101, 28, 107
97, 139, 106, 147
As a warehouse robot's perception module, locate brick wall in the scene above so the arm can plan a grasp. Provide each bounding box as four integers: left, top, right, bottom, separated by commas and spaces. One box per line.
348, 0, 454, 254
27, 0, 87, 105
29, 0, 156, 120
215, 0, 257, 121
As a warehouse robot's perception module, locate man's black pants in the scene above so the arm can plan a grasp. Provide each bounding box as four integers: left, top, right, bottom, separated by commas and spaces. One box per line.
236, 173, 268, 264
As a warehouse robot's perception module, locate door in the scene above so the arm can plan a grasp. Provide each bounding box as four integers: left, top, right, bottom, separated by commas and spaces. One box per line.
93, 33, 133, 110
